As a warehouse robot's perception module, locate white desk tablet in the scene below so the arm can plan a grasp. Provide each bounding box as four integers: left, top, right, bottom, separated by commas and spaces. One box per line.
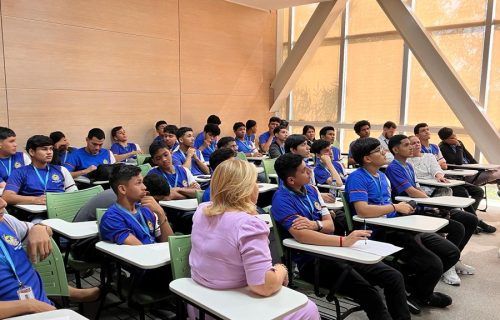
353, 215, 449, 233
416, 178, 465, 187
447, 163, 500, 170
257, 183, 278, 193
395, 196, 474, 208
442, 169, 478, 177
6, 309, 88, 320
95, 241, 170, 269
42, 219, 98, 239
14, 204, 47, 213
159, 198, 198, 211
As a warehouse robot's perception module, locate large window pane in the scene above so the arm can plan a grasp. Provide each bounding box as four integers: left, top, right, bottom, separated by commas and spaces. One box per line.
348, 0, 395, 35
292, 45, 340, 122
344, 36, 403, 123
294, 4, 341, 41
487, 26, 500, 131
415, 0, 487, 27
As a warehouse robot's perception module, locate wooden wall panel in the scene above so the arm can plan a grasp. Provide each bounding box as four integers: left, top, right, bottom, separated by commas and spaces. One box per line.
0, 15, 7, 127
2, 0, 178, 40
7, 89, 180, 149
180, 0, 276, 96
3, 17, 179, 92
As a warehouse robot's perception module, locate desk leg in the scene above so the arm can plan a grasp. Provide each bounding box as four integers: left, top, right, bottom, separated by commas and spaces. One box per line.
313, 258, 324, 298
285, 248, 294, 288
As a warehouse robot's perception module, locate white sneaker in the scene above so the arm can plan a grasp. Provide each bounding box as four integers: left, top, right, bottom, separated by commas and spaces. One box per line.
441, 267, 461, 286
455, 261, 475, 275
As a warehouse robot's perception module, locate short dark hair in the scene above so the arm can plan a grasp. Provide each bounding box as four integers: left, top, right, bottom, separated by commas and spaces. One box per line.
280, 119, 289, 127
413, 123, 428, 135
388, 134, 408, 155
302, 125, 315, 135
216, 136, 235, 149
149, 141, 167, 157
204, 123, 221, 136
310, 139, 331, 155
26, 135, 53, 153
273, 125, 287, 135
155, 120, 167, 130
163, 125, 178, 135
209, 148, 235, 171
274, 153, 304, 187
269, 116, 281, 124
176, 127, 193, 139
383, 121, 397, 129
87, 128, 105, 140
233, 122, 245, 132
438, 127, 454, 140
0, 127, 16, 140
246, 120, 257, 130
49, 131, 65, 144
354, 120, 371, 134
207, 115, 221, 125
284, 134, 306, 153
350, 137, 381, 165
109, 164, 142, 194
143, 174, 170, 197
111, 126, 123, 138
319, 126, 335, 138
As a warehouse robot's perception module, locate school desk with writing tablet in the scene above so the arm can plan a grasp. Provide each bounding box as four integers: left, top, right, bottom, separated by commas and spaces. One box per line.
395, 195, 475, 208
159, 198, 198, 211
325, 199, 344, 210
353, 215, 449, 233
442, 169, 478, 177
0, 187, 3, 196
194, 175, 211, 183
6, 309, 89, 320
416, 178, 465, 187
42, 218, 98, 239
246, 155, 269, 161
257, 183, 278, 193
95, 241, 171, 269
447, 163, 500, 170
74, 176, 109, 185
14, 204, 47, 214
170, 277, 308, 320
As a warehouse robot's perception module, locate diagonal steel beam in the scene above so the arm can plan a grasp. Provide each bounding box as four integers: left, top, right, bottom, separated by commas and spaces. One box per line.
377, 0, 500, 163
270, 0, 347, 112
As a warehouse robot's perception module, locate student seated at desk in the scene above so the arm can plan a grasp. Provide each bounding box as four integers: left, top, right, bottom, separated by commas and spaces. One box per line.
0, 127, 31, 189
100, 165, 173, 245
190, 159, 320, 320
438, 127, 500, 197
0, 198, 99, 318
148, 143, 200, 200
414, 123, 447, 170
172, 127, 210, 176
385, 135, 477, 286
245, 119, 258, 146
216, 137, 238, 153
348, 120, 371, 166
200, 148, 236, 203
163, 125, 179, 152
346, 137, 459, 308
303, 125, 316, 147
310, 140, 344, 186
234, 122, 261, 156
3, 135, 77, 206
49, 131, 75, 166
152, 120, 167, 145
268, 126, 289, 159
63, 128, 116, 178
194, 123, 220, 161
408, 136, 494, 234
110, 126, 142, 162
258, 116, 281, 153
378, 121, 397, 163
272, 154, 411, 320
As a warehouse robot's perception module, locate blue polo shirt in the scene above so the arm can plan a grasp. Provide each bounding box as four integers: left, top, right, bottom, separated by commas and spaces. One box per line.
314, 161, 345, 185
194, 133, 217, 160
258, 132, 275, 146
0, 152, 28, 183
110, 143, 139, 161
421, 144, 439, 157
345, 168, 397, 219
152, 135, 164, 145
0, 220, 51, 304
245, 134, 255, 143
201, 187, 210, 203
64, 147, 113, 172
172, 149, 205, 176
5, 165, 71, 196
55, 147, 76, 166
385, 160, 417, 196
100, 203, 158, 245
148, 165, 190, 188
235, 139, 254, 153
271, 184, 325, 267
168, 141, 180, 153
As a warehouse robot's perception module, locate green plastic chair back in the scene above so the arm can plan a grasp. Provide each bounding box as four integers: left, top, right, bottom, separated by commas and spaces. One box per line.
33, 238, 70, 297
168, 235, 192, 280
46, 185, 104, 222
136, 154, 151, 165
262, 158, 276, 183
269, 209, 284, 262
236, 152, 247, 161
137, 163, 152, 177
340, 191, 354, 232
96, 208, 107, 225
195, 190, 205, 204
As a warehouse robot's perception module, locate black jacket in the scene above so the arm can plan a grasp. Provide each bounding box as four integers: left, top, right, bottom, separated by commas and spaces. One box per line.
439, 141, 477, 165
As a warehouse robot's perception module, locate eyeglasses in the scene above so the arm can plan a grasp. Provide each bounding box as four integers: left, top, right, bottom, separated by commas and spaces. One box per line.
368, 147, 385, 155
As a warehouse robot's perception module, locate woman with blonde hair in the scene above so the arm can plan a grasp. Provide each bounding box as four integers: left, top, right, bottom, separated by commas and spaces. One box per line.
189, 158, 320, 319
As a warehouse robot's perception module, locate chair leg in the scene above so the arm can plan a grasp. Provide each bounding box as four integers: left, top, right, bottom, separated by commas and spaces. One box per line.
75, 271, 82, 289
479, 185, 488, 212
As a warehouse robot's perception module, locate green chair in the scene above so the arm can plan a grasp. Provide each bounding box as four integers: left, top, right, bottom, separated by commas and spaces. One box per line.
46, 185, 104, 222
262, 158, 276, 183
33, 238, 70, 306
136, 154, 151, 165
236, 152, 248, 161
96, 208, 107, 225
339, 191, 354, 233
195, 190, 205, 204
168, 235, 192, 279
138, 163, 152, 177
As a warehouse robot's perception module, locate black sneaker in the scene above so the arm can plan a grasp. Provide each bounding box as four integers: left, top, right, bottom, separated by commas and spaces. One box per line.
478, 220, 497, 234
423, 292, 452, 308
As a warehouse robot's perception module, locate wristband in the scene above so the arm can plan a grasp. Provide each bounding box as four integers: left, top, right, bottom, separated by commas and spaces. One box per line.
339, 236, 343, 247
391, 203, 396, 213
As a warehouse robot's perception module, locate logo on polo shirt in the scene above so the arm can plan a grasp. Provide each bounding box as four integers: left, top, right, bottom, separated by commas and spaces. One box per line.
182, 180, 188, 187
14, 162, 22, 168
52, 174, 61, 182
103, 160, 109, 164
314, 201, 321, 211
147, 220, 154, 231
2, 234, 20, 249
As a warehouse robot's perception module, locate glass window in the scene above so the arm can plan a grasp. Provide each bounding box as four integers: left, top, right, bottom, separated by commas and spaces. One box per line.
348, 0, 395, 35
344, 36, 404, 123
415, 0, 487, 27
486, 26, 500, 131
